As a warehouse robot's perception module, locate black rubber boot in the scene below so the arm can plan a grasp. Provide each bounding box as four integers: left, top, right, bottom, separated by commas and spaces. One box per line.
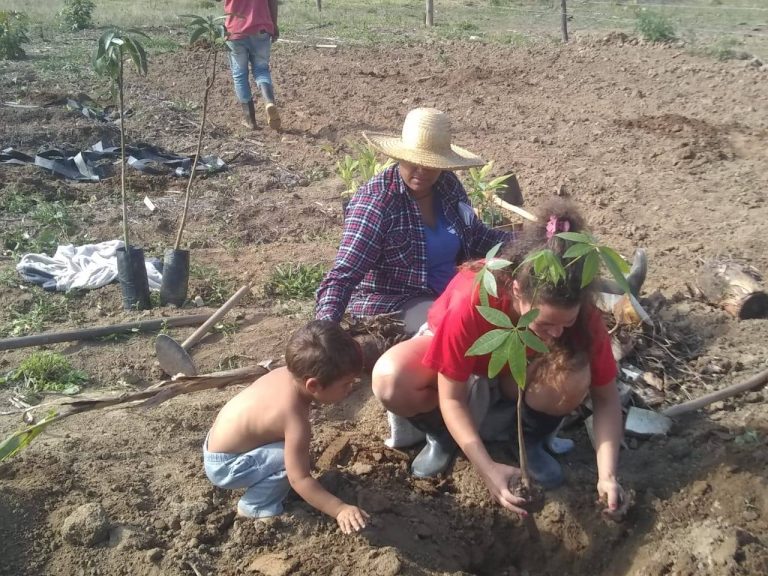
258, 82, 281, 132
407, 409, 457, 478
517, 403, 566, 490
241, 100, 257, 129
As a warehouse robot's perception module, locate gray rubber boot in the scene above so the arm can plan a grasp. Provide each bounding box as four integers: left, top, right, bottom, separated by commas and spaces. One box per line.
240, 100, 257, 129
408, 410, 457, 478
258, 82, 281, 131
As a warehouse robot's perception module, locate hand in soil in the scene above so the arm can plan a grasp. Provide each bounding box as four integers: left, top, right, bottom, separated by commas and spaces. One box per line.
509, 477, 545, 515
597, 479, 633, 522
336, 505, 370, 534
483, 462, 529, 516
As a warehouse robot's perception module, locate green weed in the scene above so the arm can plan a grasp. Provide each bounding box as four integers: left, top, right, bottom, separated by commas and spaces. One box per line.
0, 10, 29, 59
1, 199, 78, 257
141, 34, 181, 54
464, 161, 514, 226
0, 351, 88, 403
705, 37, 744, 61
215, 354, 245, 371
734, 429, 761, 446
0, 292, 82, 337
336, 142, 393, 199
264, 263, 325, 300
635, 9, 676, 43
189, 263, 236, 306
58, 0, 95, 31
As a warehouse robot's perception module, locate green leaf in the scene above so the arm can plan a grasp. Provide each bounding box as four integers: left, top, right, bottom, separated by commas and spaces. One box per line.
476, 305, 513, 328
0, 410, 58, 463
482, 269, 498, 298
556, 231, 594, 244
488, 338, 510, 378
466, 329, 509, 356
599, 246, 631, 274
520, 329, 549, 354
563, 242, 595, 259
507, 335, 527, 390
485, 258, 512, 271
581, 250, 600, 288
485, 242, 502, 260
190, 27, 207, 45
517, 308, 539, 328
488, 174, 513, 188
599, 248, 632, 294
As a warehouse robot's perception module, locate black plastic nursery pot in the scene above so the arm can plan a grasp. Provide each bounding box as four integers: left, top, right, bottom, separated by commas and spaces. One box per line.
116, 246, 152, 311
159, 248, 190, 307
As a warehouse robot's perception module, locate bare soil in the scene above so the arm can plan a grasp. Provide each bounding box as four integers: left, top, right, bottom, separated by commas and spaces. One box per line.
1, 33, 767, 576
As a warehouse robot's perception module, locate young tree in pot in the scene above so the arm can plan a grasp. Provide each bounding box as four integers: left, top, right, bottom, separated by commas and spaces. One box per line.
468, 237, 631, 538
93, 28, 151, 310
160, 14, 228, 307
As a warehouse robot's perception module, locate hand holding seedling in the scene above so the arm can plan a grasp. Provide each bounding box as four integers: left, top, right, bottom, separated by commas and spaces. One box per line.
336, 504, 370, 534
482, 462, 529, 516
597, 481, 632, 522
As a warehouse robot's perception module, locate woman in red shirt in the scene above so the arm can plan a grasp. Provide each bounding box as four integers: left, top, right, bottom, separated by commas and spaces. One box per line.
372, 198, 626, 518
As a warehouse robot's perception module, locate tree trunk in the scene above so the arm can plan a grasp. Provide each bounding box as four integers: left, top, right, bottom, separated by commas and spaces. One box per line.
694, 259, 768, 319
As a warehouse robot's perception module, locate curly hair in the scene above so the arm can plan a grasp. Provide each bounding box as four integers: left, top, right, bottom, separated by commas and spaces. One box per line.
463, 197, 597, 352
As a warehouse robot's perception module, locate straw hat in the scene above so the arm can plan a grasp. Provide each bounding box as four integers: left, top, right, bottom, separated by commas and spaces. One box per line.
363, 108, 484, 170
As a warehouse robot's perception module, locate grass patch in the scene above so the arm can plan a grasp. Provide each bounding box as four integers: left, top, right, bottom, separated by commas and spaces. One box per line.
0, 351, 88, 403
264, 263, 325, 300
1, 195, 79, 257
141, 33, 181, 54
635, 9, 676, 43
0, 291, 84, 337
189, 262, 237, 307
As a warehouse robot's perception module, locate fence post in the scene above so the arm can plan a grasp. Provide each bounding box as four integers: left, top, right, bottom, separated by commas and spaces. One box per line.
316, 0, 322, 12
426, 0, 434, 26
560, 0, 568, 42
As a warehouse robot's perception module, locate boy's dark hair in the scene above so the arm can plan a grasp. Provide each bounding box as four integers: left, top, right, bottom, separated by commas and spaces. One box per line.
285, 320, 363, 387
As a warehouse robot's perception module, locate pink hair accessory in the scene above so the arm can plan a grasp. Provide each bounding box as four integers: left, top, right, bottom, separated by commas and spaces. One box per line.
545, 215, 570, 239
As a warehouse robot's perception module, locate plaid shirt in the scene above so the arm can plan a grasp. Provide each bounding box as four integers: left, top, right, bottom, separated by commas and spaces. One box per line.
315, 164, 515, 322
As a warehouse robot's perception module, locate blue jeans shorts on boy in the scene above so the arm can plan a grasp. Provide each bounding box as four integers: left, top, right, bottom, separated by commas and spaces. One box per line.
203, 436, 290, 518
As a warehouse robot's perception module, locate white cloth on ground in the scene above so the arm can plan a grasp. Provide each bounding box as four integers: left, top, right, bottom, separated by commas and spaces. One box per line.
16, 240, 162, 292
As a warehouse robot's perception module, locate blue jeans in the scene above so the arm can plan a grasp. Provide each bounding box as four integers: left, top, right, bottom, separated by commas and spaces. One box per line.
203, 436, 290, 518
227, 32, 274, 103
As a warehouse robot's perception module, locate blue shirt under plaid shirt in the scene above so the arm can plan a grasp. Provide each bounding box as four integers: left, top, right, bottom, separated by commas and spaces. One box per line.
315, 164, 515, 322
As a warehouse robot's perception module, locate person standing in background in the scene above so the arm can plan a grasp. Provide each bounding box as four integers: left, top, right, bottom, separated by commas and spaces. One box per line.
220, 0, 281, 131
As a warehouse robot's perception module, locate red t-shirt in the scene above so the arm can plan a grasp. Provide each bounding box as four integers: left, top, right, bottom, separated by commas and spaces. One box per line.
422, 269, 618, 386
224, 0, 275, 39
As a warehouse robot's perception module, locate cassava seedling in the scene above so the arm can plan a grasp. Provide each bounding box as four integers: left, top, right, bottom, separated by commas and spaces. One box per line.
467, 234, 630, 534
464, 161, 514, 226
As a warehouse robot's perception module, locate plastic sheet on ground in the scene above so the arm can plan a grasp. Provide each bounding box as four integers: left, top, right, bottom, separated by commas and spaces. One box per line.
16, 240, 162, 292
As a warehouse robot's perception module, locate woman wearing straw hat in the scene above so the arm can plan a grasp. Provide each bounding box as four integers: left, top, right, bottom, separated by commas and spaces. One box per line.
315, 108, 514, 332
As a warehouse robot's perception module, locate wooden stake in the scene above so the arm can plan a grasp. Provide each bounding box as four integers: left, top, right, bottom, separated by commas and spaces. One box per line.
560, 0, 569, 43
426, 0, 434, 26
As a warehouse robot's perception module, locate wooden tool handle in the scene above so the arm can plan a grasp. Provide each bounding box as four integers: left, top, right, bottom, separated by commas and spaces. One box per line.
662, 367, 768, 418
181, 284, 251, 350
491, 196, 539, 222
